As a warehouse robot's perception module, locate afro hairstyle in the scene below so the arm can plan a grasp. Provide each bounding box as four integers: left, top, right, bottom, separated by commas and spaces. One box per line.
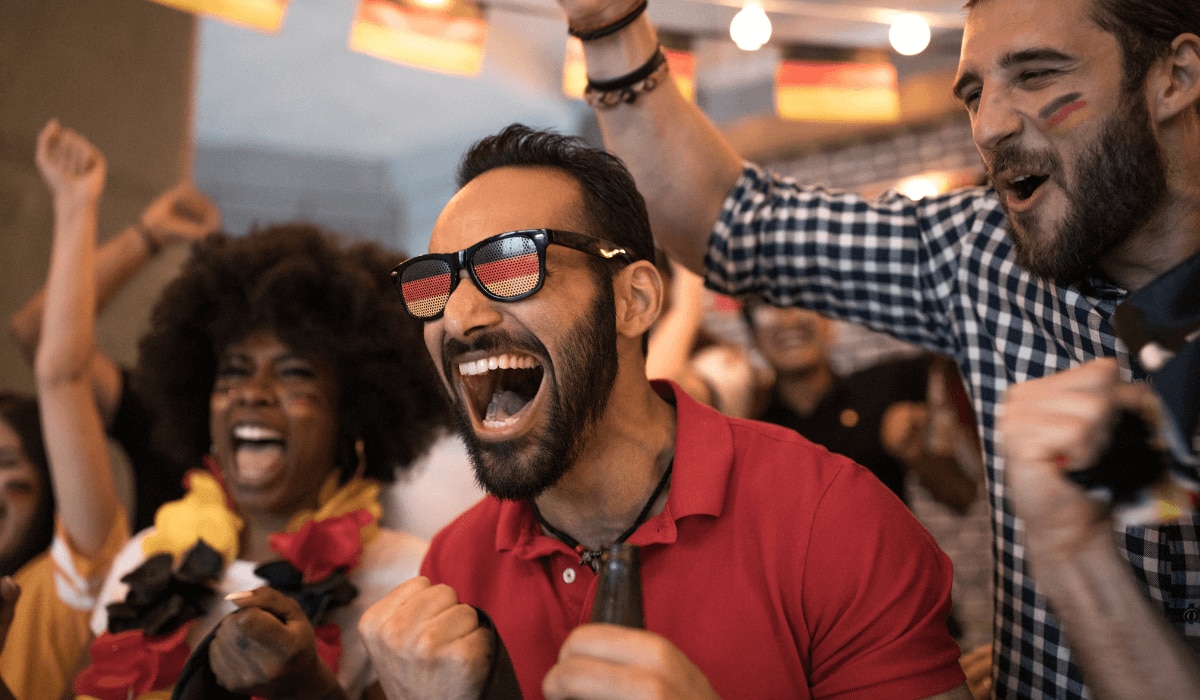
133, 222, 452, 484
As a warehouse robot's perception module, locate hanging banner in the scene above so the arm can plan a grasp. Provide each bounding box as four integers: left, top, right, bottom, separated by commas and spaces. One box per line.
775, 60, 899, 123
349, 0, 488, 77
147, 0, 289, 32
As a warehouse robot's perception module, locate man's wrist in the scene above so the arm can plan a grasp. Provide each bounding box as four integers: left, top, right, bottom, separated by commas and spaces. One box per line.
573, 14, 660, 83
568, 0, 647, 41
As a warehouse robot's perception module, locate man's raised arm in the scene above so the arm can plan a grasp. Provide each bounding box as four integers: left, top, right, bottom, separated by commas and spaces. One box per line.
556, 0, 744, 275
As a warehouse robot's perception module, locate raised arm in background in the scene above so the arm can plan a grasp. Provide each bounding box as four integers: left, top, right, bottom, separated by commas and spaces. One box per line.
555, 0, 742, 274
31, 119, 126, 557
8, 177, 219, 426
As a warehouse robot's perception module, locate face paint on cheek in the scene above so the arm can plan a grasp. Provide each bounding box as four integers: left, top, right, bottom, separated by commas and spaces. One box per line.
1040, 92, 1088, 134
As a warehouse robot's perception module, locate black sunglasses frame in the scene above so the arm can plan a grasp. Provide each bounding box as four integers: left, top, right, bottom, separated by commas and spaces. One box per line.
391, 228, 632, 320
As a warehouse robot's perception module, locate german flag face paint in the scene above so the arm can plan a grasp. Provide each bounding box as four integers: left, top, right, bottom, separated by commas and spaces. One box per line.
1041, 92, 1088, 133
392, 229, 632, 320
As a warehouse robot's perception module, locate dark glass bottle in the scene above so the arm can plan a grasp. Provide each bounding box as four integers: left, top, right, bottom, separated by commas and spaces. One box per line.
589, 543, 645, 628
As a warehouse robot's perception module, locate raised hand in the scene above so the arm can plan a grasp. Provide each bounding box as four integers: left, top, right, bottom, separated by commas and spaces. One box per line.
999, 358, 1163, 560
139, 181, 221, 248
542, 624, 719, 700
357, 576, 492, 700
209, 587, 345, 699
35, 119, 106, 210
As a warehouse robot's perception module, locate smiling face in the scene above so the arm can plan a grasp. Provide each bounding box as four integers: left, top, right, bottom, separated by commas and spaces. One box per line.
955, 0, 1168, 281
424, 166, 620, 501
209, 331, 341, 520
0, 418, 46, 573
749, 305, 833, 376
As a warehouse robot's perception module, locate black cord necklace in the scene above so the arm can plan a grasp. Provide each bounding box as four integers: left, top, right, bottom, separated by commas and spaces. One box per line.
534, 460, 673, 573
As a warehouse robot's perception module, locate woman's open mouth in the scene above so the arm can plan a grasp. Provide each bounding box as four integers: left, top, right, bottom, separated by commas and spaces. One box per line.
231, 423, 286, 487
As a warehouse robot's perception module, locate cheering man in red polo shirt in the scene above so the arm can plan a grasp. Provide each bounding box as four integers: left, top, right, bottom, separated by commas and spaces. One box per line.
358, 124, 970, 700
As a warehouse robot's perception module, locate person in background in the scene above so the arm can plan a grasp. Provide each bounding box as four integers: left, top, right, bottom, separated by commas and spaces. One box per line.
358, 124, 969, 700
745, 301, 980, 511
8, 162, 220, 532
646, 250, 768, 417
78, 222, 451, 699
0, 393, 55, 581
553, 0, 1200, 695
0, 120, 130, 700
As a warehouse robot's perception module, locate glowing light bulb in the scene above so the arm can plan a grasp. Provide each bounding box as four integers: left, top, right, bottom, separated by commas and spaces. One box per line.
889, 13, 930, 56
730, 0, 772, 52
412, 0, 454, 10
897, 176, 939, 201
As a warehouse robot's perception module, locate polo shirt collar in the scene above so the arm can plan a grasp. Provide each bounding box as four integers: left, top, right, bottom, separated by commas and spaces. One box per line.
493, 380, 734, 561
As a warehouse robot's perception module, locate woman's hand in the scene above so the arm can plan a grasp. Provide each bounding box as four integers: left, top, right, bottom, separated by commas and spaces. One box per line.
35, 119, 106, 211
210, 587, 346, 700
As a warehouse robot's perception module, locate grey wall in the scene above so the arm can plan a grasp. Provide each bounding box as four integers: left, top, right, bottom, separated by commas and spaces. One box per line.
0, 0, 196, 392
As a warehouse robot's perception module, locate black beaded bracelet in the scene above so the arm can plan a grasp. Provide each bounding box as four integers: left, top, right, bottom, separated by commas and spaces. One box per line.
584, 47, 667, 108
133, 219, 161, 255
568, 0, 648, 42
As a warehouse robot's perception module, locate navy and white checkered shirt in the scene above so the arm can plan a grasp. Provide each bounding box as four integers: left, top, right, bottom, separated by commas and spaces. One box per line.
706, 163, 1200, 699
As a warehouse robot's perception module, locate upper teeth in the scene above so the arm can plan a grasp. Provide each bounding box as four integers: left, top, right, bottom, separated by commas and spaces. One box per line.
459, 354, 538, 376
233, 425, 282, 441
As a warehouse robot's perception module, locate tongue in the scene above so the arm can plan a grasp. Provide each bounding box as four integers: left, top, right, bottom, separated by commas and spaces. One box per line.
235, 444, 284, 486
485, 390, 528, 422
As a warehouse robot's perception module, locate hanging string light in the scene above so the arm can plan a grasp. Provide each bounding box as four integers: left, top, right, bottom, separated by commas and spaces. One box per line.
729, 0, 772, 51
888, 12, 931, 56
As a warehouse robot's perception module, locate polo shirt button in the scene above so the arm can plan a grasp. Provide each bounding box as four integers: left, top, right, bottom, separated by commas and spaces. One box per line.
562, 567, 576, 584
1185, 607, 1199, 623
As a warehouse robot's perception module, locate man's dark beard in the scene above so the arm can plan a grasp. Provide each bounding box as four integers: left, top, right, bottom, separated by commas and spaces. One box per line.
449, 283, 619, 501
995, 92, 1168, 283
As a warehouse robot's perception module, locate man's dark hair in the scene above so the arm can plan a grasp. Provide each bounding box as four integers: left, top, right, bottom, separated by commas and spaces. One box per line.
0, 391, 54, 575
455, 124, 657, 275
134, 223, 452, 483
966, 0, 1200, 95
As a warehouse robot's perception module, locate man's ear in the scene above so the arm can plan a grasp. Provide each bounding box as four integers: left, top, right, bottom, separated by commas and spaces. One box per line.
614, 261, 663, 339
1151, 33, 1200, 122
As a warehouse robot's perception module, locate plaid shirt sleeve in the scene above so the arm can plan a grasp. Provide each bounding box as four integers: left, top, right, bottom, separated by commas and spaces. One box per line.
706, 162, 995, 358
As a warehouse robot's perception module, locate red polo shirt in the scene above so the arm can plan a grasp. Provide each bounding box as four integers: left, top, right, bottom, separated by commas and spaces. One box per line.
422, 381, 964, 699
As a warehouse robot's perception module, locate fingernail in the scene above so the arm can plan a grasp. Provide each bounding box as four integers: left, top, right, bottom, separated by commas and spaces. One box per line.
225, 590, 253, 602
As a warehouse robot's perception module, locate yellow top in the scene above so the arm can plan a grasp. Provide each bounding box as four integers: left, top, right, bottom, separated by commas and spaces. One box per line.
0, 511, 129, 700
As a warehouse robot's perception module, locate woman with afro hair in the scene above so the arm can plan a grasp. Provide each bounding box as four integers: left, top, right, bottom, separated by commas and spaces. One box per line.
77, 219, 453, 700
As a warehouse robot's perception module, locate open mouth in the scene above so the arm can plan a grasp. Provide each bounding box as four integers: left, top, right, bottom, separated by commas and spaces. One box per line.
774, 324, 816, 347
1009, 174, 1048, 201
231, 423, 285, 486
458, 353, 545, 430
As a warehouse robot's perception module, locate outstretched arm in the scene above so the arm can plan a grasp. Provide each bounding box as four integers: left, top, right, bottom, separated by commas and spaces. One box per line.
556, 0, 743, 275
1000, 358, 1200, 698
32, 119, 126, 557
9, 180, 220, 425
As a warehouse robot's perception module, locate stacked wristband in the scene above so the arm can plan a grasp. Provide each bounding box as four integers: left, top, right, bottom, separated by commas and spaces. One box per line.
133, 219, 161, 255
584, 47, 668, 109
567, 0, 648, 42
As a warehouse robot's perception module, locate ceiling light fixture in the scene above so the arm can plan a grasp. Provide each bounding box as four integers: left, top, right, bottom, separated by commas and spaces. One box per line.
730, 0, 772, 51
888, 12, 931, 56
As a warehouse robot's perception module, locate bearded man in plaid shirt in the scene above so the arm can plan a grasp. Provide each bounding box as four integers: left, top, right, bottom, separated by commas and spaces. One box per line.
555, 0, 1200, 696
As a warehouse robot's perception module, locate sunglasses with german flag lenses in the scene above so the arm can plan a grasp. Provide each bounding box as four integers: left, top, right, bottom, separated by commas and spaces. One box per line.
392, 229, 632, 320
